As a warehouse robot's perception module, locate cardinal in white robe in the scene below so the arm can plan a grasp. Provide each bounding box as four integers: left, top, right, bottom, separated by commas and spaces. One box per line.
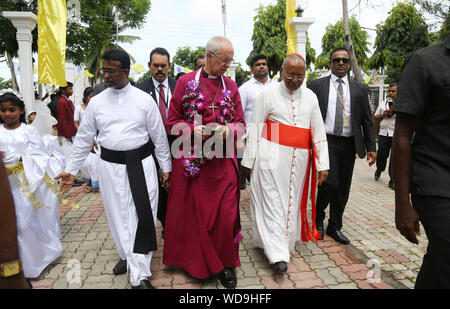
56, 49, 171, 289
241, 54, 329, 274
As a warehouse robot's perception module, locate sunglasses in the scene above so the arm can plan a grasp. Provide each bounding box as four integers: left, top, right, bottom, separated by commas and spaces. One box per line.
331, 58, 350, 64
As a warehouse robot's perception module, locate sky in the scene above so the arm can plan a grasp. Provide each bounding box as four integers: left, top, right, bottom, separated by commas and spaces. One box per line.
0, 0, 434, 83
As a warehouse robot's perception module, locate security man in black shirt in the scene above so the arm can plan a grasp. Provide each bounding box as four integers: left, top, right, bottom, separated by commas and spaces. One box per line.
393, 36, 450, 289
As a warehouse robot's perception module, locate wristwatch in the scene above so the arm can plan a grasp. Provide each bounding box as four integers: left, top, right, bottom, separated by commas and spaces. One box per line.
0, 260, 22, 278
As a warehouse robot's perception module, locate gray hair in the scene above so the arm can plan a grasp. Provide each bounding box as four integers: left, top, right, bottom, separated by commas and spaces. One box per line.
205, 36, 233, 56
281, 54, 305, 70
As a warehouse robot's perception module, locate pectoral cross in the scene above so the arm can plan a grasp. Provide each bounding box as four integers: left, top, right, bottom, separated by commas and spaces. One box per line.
208, 104, 218, 112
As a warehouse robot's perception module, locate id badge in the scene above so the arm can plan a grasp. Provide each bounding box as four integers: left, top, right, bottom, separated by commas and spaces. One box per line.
343, 115, 350, 128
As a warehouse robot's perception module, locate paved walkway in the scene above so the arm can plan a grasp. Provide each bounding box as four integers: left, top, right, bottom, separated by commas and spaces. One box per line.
30, 158, 427, 289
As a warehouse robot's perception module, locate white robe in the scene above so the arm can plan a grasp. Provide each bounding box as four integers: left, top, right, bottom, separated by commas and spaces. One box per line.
241, 82, 329, 264
65, 83, 171, 286
0, 124, 63, 278
74, 105, 100, 189
41, 134, 66, 239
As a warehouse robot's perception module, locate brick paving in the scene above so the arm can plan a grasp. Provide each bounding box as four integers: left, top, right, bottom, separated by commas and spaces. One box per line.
30, 158, 427, 289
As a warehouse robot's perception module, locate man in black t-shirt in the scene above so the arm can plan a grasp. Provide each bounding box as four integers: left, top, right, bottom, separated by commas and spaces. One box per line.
392, 36, 450, 289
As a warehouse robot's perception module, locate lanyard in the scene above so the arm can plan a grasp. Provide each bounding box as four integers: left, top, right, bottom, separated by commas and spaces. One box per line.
331, 78, 349, 112
153, 81, 169, 107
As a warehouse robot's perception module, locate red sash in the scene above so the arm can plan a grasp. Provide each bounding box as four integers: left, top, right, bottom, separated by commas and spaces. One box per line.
262, 119, 320, 242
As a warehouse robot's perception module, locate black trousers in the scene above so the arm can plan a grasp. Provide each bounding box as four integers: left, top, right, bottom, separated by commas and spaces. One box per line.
153, 134, 176, 228
412, 194, 450, 289
316, 135, 356, 231
376, 135, 392, 181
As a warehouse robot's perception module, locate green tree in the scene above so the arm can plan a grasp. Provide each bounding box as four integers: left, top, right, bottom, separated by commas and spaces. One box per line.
172, 46, 205, 71
66, 0, 151, 81
369, 2, 430, 82
248, 0, 316, 77
315, 16, 370, 72
412, 0, 449, 41
0, 77, 13, 90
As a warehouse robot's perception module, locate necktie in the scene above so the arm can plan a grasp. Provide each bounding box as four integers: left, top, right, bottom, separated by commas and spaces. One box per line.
334, 78, 344, 136
158, 84, 168, 132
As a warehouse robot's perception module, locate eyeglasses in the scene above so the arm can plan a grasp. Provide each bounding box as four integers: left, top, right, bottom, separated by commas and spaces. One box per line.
209, 51, 234, 64
285, 74, 305, 80
331, 58, 350, 64
100, 68, 128, 75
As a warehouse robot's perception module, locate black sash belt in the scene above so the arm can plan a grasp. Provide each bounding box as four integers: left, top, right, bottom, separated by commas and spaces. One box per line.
100, 141, 157, 254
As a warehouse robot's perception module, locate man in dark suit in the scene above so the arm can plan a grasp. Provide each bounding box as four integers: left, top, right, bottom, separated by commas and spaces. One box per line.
136, 47, 176, 240
308, 47, 376, 245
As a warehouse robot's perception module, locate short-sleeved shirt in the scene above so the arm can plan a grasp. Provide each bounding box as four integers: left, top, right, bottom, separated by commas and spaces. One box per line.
394, 37, 450, 198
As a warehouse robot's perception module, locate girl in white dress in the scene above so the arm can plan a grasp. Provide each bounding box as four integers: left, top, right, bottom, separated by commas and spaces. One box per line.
30, 97, 66, 239
0, 91, 62, 279
74, 87, 99, 192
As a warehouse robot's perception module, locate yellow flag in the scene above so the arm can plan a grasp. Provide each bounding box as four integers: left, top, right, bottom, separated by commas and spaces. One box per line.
83, 70, 94, 78
38, 0, 67, 87
285, 0, 297, 55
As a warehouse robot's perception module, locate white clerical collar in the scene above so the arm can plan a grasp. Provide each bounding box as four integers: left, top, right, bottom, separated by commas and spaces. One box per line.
152, 77, 168, 89
331, 73, 349, 84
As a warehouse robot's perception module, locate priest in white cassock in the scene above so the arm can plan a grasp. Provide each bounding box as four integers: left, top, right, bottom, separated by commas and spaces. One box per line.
56, 48, 171, 289
240, 54, 329, 275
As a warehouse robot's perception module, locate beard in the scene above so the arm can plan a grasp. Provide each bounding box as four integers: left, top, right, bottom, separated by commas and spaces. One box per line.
253, 71, 268, 79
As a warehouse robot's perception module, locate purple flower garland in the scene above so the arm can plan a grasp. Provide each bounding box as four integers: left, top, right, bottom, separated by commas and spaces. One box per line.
181, 80, 234, 177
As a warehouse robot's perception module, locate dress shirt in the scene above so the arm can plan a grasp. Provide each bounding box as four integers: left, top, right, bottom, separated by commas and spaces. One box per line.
374, 100, 396, 137
325, 74, 353, 137
239, 76, 272, 126
152, 77, 171, 116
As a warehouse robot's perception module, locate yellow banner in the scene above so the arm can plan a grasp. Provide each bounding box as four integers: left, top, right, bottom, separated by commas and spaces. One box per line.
38, 0, 67, 87
285, 0, 297, 55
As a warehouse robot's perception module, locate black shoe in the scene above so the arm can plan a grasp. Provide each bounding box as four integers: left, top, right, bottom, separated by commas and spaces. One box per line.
374, 171, 381, 181
316, 221, 324, 240
388, 180, 395, 190
113, 259, 127, 275
273, 261, 288, 274
326, 228, 350, 245
240, 177, 246, 190
131, 279, 156, 289
220, 268, 237, 289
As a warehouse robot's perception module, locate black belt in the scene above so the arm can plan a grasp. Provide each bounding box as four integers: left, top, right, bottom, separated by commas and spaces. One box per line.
100, 141, 157, 254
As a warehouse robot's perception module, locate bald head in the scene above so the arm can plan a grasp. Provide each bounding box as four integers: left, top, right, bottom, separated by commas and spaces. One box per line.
204, 36, 234, 76
281, 54, 306, 92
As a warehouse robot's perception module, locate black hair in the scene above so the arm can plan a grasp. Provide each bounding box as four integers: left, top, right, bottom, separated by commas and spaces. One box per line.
0, 92, 27, 124
194, 55, 205, 68
249, 54, 267, 68
56, 91, 62, 97
50, 94, 56, 101
82, 87, 94, 104
60, 81, 73, 90
388, 83, 398, 88
330, 47, 350, 59
150, 47, 171, 64
176, 72, 186, 80
102, 48, 131, 70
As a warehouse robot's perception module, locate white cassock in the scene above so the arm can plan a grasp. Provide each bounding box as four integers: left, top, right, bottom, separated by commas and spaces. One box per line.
241, 82, 329, 264
0, 124, 63, 278
65, 83, 171, 286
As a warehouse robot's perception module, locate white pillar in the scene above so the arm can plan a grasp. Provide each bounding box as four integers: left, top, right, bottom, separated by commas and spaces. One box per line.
229, 63, 238, 82
289, 16, 315, 87
3, 11, 37, 114
378, 75, 387, 107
